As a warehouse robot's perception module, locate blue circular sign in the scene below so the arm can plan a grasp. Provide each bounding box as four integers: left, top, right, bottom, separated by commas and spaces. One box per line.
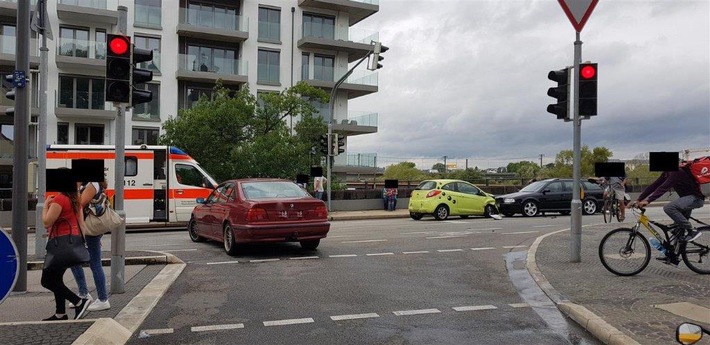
0, 228, 19, 304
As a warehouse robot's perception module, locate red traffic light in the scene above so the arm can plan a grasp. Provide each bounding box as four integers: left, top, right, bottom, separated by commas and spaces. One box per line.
108, 36, 129, 56
580, 64, 597, 80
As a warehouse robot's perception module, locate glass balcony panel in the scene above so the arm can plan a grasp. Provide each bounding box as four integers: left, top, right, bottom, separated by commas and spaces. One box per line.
58, 0, 107, 10
179, 54, 247, 76
348, 28, 378, 44
346, 153, 377, 167
180, 7, 246, 31
134, 4, 162, 27
345, 70, 378, 86
56, 90, 115, 111
57, 38, 103, 59
138, 51, 161, 74
0, 35, 16, 55
347, 112, 378, 126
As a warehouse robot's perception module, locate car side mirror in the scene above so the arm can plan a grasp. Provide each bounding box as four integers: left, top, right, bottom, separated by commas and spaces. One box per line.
196, 197, 205, 204
676, 323, 704, 344
542, 189, 550, 194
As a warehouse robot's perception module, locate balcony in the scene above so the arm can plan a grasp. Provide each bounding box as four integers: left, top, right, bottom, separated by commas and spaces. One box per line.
304, 70, 377, 99
298, 0, 378, 26
57, 0, 118, 25
298, 28, 377, 62
55, 38, 106, 75
0, 36, 40, 68
54, 90, 116, 120
0, 0, 37, 17
176, 54, 248, 86
332, 111, 377, 136
177, 7, 248, 43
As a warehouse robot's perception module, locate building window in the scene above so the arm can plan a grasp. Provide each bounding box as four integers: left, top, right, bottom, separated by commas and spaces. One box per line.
58, 27, 89, 58
0, 24, 16, 55
303, 13, 335, 40
57, 123, 69, 144
257, 49, 280, 84
313, 55, 334, 81
186, 3, 238, 30
186, 45, 236, 74
95, 29, 106, 60
132, 127, 159, 145
258, 7, 280, 42
301, 53, 309, 80
135, 35, 161, 73
133, 83, 160, 120
58, 76, 105, 110
135, 0, 162, 27
74, 124, 104, 145
186, 87, 214, 108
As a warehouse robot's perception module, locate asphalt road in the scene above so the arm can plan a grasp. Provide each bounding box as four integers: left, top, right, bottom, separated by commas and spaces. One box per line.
124, 210, 685, 345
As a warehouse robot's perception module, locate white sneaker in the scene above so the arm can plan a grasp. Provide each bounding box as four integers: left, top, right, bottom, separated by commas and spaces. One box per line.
72, 293, 93, 308
87, 300, 110, 311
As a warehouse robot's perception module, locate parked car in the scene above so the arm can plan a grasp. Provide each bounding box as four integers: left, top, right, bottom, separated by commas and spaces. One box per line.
495, 178, 603, 217
408, 179, 497, 220
188, 179, 330, 255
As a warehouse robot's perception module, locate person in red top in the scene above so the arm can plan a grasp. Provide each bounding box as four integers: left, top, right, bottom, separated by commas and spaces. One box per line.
41, 187, 92, 321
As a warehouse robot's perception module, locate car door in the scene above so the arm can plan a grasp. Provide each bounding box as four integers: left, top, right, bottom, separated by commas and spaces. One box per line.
195, 188, 220, 239
209, 183, 234, 237
457, 182, 487, 215
440, 182, 461, 214
542, 181, 568, 210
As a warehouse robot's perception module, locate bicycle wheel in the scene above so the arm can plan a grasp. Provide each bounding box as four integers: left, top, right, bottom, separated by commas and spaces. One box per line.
612, 199, 621, 222
599, 228, 651, 276
681, 227, 710, 274
602, 199, 612, 223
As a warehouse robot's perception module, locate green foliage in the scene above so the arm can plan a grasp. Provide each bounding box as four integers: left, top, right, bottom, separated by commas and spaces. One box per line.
384, 162, 427, 181
543, 145, 614, 178
506, 161, 541, 178
432, 163, 446, 173
447, 168, 484, 181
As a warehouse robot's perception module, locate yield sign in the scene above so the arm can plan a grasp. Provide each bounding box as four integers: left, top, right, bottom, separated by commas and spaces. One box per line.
558, 0, 599, 32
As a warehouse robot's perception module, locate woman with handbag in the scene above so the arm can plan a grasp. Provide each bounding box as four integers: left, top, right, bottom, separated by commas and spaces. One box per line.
41, 186, 92, 321
70, 180, 111, 311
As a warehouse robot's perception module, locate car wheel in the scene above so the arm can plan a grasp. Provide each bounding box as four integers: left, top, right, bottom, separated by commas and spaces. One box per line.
410, 212, 424, 220
582, 199, 597, 215
522, 201, 539, 217
434, 205, 449, 220
188, 217, 205, 242
502, 212, 515, 217
483, 204, 496, 218
223, 223, 239, 256
300, 239, 320, 251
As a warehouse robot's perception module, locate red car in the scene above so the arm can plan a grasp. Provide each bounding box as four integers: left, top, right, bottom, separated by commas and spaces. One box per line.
188, 178, 330, 255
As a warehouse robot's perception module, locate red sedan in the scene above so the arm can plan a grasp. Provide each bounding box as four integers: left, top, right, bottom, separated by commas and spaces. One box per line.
188, 178, 330, 255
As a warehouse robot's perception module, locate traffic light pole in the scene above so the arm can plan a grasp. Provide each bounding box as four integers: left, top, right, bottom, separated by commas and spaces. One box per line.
35, 0, 50, 260
570, 32, 583, 263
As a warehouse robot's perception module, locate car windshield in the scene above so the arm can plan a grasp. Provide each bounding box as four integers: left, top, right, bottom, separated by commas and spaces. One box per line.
415, 181, 438, 190
519, 180, 548, 192
242, 181, 311, 200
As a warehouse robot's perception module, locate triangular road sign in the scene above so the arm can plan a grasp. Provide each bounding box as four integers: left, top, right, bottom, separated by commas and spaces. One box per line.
558, 0, 599, 32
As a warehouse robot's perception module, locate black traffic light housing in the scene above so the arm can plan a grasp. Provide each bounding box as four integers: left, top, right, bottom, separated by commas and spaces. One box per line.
105, 34, 131, 103
131, 46, 154, 106
319, 134, 330, 155
334, 134, 345, 155
4, 74, 14, 117
368, 41, 389, 71
547, 67, 570, 120
578, 63, 597, 116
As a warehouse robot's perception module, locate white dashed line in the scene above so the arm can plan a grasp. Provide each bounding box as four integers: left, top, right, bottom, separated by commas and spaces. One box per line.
329, 254, 358, 258
437, 249, 464, 253
470, 247, 496, 251
140, 328, 174, 335
250, 259, 280, 263
366, 252, 395, 256
162, 249, 198, 252
263, 318, 315, 326
533, 225, 557, 228
206, 261, 240, 265
502, 245, 528, 249
341, 239, 388, 243
426, 235, 465, 239
330, 313, 380, 321
509, 303, 530, 308
443, 220, 468, 224
502, 231, 539, 235
401, 231, 436, 235
393, 309, 441, 316
191, 324, 244, 332
289, 256, 319, 260
403, 251, 430, 254
453, 305, 498, 312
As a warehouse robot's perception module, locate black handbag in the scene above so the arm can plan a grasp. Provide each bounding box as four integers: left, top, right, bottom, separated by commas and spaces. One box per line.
43, 218, 90, 271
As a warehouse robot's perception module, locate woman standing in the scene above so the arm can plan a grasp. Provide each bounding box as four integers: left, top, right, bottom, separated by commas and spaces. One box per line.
41, 187, 91, 321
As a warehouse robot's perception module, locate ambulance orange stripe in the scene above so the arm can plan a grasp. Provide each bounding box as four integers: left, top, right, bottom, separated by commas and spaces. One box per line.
47, 152, 154, 159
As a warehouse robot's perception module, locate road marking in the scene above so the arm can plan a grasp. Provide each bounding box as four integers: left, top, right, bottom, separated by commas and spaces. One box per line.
469, 227, 503, 231
263, 318, 314, 326
329, 254, 358, 258
426, 235, 465, 239
453, 305, 498, 312
191, 324, 244, 332
502, 231, 539, 235
206, 261, 241, 265
330, 313, 380, 321
250, 259, 280, 263
163, 249, 198, 252
366, 252, 395, 256
403, 251, 430, 254
341, 239, 388, 243
509, 303, 530, 308
533, 225, 557, 228
437, 249, 464, 253
140, 328, 174, 335
443, 220, 468, 224
401, 231, 436, 235
289, 256, 319, 260
393, 309, 441, 316
502, 245, 528, 249
471, 247, 496, 251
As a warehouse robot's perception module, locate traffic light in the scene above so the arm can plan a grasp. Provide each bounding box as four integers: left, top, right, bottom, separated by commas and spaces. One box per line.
4, 74, 14, 117
547, 67, 570, 120
578, 63, 597, 116
319, 134, 329, 155
131, 45, 154, 106
334, 134, 345, 155
105, 34, 131, 103
368, 41, 389, 71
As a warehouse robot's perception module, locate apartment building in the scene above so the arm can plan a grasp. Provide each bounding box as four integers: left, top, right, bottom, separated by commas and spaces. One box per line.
0, 0, 381, 195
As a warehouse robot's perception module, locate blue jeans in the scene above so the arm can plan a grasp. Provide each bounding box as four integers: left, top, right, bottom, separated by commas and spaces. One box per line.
71, 235, 107, 301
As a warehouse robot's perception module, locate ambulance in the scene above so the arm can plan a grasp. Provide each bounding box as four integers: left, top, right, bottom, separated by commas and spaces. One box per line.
46, 145, 218, 225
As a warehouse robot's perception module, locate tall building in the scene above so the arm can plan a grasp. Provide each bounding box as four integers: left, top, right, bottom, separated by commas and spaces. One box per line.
0, 0, 381, 196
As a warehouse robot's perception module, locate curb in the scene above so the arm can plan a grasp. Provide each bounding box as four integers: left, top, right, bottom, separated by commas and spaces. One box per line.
72, 318, 132, 345
329, 212, 409, 221
27, 252, 183, 271
526, 227, 641, 345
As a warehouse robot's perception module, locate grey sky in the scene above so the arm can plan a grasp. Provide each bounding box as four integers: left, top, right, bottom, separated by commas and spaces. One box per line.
349, 0, 710, 169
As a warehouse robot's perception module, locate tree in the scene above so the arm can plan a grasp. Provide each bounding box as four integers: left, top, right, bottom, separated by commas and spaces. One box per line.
544, 146, 614, 178
506, 161, 540, 178
447, 168, 483, 181
432, 163, 446, 173
384, 162, 427, 181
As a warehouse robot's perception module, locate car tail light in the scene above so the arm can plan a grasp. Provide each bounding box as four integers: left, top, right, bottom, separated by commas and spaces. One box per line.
246, 208, 267, 222
426, 190, 441, 198
314, 206, 328, 219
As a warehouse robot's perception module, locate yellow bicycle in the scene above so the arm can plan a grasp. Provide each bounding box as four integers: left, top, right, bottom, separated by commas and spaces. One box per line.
598, 205, 710, 275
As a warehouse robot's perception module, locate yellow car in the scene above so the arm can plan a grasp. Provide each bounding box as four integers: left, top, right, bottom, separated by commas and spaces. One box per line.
408, 179, 497, 220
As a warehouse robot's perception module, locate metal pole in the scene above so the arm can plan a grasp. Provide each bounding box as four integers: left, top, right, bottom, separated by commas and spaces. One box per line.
570, 32, 582, 263
11, 0, 31, 293
35, 1, 49, 259
111, 6, 128, 294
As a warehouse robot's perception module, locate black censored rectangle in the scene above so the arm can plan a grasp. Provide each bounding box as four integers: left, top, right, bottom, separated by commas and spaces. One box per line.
649, 152, 680, 172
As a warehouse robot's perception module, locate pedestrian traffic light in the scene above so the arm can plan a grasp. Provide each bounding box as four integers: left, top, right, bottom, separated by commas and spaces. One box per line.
333, 134, 345, 155
547, 67, 570, 120
105, 34, 131, 103
131, 45, 154, 106
319, 134, 329, 155
578, 63, 597, 116
368, 41, 389, 71
4, 74, 14, 117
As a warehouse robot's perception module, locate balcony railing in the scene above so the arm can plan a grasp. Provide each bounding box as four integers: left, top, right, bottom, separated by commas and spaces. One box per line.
345, 70, 377, 86
349, 0, 379, 4
134, 3, 162, 27
347, 112, 378, 126
58, 0, 107, 10
347, 153, 377, 167
179, 7, 248, 32
56, 38, 105, 60
348, 27, 378, 44
178, 53, 247, 76
1, 35, 39, 56
56, 90, 115, 111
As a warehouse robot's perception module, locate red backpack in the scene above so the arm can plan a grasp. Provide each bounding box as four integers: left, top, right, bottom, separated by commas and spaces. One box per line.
685, 156, 710, 197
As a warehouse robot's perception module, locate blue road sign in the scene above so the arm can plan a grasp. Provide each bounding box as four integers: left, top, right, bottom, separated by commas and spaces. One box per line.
13, 70, 26, 88
0, 228, 19, 305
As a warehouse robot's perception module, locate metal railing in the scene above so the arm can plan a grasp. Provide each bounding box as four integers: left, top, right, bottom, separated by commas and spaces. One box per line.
346, 153, 377, 167
178, 53, 247, 76
179, 7, 248, 32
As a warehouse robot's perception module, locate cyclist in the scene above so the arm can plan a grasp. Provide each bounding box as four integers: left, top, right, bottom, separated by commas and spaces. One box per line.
605, 176, 628, 221
633, 163, 705, 244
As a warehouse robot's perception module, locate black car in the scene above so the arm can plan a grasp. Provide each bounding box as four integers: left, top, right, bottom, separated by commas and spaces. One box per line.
495, 178, 604, 217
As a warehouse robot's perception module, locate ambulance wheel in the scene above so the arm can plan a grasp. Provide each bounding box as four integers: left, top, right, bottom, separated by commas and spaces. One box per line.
188, 217, 205, 242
